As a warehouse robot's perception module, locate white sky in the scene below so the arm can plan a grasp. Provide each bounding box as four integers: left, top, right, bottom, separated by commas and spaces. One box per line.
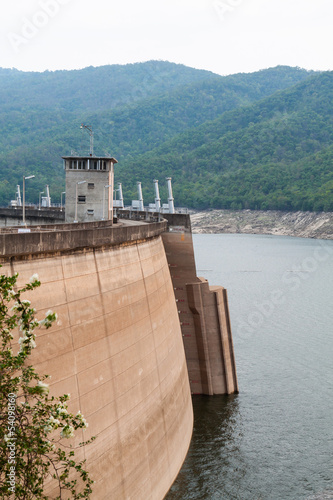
2, 0, 333, 75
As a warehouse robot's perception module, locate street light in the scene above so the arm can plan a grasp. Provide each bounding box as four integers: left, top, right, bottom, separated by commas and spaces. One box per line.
74, 181, 86, 223
39, 191, 44, 210
108, 160, 115, 222
22, 175, 35, 225
60, 191, 66, 212
114, 188, 117, 218
102, 184, 112, 220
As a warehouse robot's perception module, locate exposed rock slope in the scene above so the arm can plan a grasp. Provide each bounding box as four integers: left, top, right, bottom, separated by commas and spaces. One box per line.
190, 210, 333, 239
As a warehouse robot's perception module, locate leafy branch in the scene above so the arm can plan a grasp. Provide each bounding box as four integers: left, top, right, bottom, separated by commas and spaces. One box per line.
0, 270, 95, 499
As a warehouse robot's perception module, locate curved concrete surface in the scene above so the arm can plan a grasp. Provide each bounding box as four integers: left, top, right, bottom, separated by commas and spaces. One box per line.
1, 222, 193, 499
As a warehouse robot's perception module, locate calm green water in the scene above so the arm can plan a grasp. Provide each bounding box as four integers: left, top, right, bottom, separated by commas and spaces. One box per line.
167, 234, 333, 500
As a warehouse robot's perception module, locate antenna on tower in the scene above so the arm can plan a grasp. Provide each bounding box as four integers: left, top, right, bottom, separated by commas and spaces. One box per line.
80, 124, 94, 156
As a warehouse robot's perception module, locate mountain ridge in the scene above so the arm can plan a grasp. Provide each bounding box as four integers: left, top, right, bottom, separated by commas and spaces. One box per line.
117, 70, 333, 211
0, 61, 330, 212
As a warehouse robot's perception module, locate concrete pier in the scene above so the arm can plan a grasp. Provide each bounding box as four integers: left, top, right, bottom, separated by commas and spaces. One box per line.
162, 214, 238, 395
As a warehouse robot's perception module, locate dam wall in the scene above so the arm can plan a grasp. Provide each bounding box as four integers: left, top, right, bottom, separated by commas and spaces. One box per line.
0, 220, 193, 499
0, 207, 65, 226
162, 214, 238, 395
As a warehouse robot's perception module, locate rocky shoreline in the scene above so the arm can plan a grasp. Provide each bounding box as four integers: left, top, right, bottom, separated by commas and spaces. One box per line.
190, 210, 333, 240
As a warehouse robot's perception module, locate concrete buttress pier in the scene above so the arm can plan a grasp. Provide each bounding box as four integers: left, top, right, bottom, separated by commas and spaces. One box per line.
162, 214, 238, 395
186, 280, 238, 395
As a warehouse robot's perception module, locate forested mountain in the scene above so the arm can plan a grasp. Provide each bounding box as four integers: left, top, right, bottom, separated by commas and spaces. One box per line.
0, 61, 331, 211
119, 70, 333, 211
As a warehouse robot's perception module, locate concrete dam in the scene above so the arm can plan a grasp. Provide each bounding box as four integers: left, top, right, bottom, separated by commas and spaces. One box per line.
0, 213, 238, 498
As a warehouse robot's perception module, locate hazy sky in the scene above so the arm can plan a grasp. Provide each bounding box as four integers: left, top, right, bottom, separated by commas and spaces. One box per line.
2, 0, 333, 75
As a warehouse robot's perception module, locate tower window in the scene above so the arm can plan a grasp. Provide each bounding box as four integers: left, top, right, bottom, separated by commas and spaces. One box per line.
88, 183, 94, 189
78, 195, 86, 203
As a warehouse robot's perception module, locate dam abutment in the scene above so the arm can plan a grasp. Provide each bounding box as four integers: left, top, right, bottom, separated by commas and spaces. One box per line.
162, 213, 238, 396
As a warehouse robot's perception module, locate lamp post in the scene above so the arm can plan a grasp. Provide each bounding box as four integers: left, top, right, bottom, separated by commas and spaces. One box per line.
102, 184, 112, 220
114, 188, 117, 218
22, 175, 35, 225
74, 181, 86, 223
39, 191, 44, 210
61, 191, 66, 212
108, 160, 114, 222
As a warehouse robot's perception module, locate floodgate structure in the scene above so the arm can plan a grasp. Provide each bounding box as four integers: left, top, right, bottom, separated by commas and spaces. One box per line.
0, 153, 238, 499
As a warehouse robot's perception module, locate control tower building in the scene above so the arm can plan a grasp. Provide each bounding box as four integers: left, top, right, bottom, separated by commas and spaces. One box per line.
62, 155, 118, 223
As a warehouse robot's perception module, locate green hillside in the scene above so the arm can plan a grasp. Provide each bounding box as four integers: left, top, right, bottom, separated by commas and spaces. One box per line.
118, 71, 333, 211
0, 61, 329, 211
89, 65, 314, 160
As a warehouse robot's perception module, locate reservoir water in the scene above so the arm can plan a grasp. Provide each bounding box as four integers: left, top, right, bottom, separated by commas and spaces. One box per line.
167, 234, 333, 500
